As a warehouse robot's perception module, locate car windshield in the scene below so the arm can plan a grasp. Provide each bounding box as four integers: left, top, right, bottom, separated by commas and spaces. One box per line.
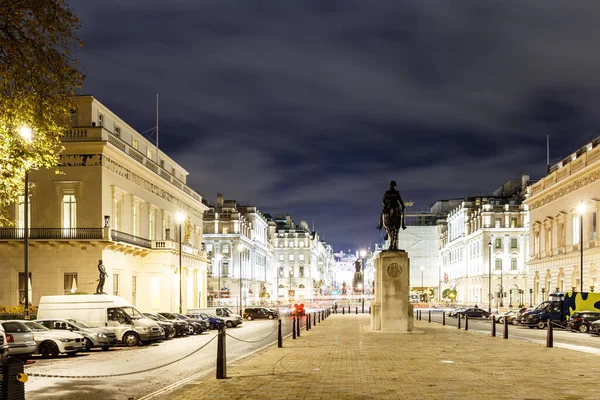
200, 313, 213, 319
24, 322, 49, 332
173, 313, 189, 320
68, 320, 92, 329
1, 321, 31, 333
144, 313, 159, 321
121, 307, 144, 320
154, 314, 169, 322
534, 302, 550, 311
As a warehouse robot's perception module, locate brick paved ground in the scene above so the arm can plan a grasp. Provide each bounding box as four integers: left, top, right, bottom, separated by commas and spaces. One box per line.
170, 314, 600, 400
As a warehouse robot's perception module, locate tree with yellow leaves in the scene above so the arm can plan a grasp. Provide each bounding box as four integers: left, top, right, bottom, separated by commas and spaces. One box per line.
0, 0, 84, 222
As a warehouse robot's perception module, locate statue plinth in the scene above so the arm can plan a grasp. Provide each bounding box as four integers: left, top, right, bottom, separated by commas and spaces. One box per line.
370, 250, 413, 332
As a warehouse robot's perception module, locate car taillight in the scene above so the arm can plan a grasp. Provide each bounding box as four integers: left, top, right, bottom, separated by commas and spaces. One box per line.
6, 334, 13, 343
574, 316, 581, 322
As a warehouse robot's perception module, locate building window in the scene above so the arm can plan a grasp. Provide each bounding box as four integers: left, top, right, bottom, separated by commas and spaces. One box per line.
114, 126, 120, 137
278, 255, 284, 261
63, 273, 77, 295
147, 148, 154, 159
495, 218, 501, 228
222, 261, 229, 276
510, 259, 517, 271
510, 238, 518, 249
495, 238, 502, 249
18, 272, 32, 303
592, 212, 597, 241
171, 167, 176, 177
98, 113, 103, 127
510, 217, 517, 228
113, 199, 120, 230
222, 244, 229, 254
113, 274, 120, 296
62, 194, 77, 229
132, 204, 139, 237
16, 195, 30, 230
206, 243, 213, 253
279, 266, 284, 277
573, 216, 581, 245
149, 211, 155, 240
289, 254, 294, 261
495, 259, 502, 271
534, 232, 540, 254
299, 241, 304, 247
299, 266, 304, 277
299, 254, 305, 261
289, 267, 294, 277
132, 139, 138, 150
278, 241, 283, 248
132, 276, 137, 306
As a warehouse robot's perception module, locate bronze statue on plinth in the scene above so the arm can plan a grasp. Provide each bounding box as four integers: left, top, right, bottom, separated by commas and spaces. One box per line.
377, 180, 406, 251
96, 260, 108, 294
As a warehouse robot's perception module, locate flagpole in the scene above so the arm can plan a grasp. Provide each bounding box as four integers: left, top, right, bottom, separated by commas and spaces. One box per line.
156, 94, 159, 163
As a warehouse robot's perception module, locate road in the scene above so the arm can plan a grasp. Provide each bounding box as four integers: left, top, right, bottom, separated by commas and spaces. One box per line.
418, 309, 600, 354
24, 316, 302, 400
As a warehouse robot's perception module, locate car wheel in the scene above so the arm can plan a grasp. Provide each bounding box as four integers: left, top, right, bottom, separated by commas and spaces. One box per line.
167, 330, 176, 339
187, 325, 195, 335
537, 321, 546, 329
579, 324, 589, 333
247, 315, 253, 321
84, 338, 93, 351
498, 317, 504, 324
268, 315, 274, 320
122, 332, 140, 347
101, 346, 110, 351
40, 341, 60, 358
512, 319, 519, 326
226, 321, 234, 328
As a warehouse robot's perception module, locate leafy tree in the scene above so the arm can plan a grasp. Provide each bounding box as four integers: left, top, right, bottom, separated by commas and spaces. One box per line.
0, 0, 84, 221
442, 288, 457, 301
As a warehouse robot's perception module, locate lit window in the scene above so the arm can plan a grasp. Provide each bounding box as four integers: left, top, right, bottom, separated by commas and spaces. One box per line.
114, 126, 120, 137
63, 273, 77, 295
495, 259, 502, 271
113, 199, 120, 230
132, 205, 139, 236
149, 211, 155, 240
132, 139, 138, 150
289, 254, 294, 261
62, 194, 77, 229
278, 255, 284, 261
113, 274, 120, 296
510, 217, 517, 228
511, 259, 517, 270
206, 243, 213, 253
510, 238, 518, 249
299, 254, 305, 261
289, 242, 294, 248
147, 148, 154, 159
495, 238, 502, 249
98, 114, 103, 127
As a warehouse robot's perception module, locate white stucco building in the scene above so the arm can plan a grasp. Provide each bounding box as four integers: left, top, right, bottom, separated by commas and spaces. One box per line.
0, 96, 210, 312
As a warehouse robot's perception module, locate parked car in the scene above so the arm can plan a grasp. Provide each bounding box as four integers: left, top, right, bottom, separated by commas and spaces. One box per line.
492, 310, 518, 324
36, 318, 117, 351
566, 311, 600, 333
188, 308, 243, 328
172, 312, 208, 334
456, 308, 490, 318
23, 321, 84, 358
448, 308, 465, 318
143, 313, 176, 339
0, 320, 37, 361
244, 307, 279, 320
0, 324, 8, 359
158, 312, 191, 337
186, 313, 225, 330
513, 307, 530, 325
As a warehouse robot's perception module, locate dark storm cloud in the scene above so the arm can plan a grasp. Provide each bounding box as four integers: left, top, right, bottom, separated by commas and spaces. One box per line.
71, 0, 600, 249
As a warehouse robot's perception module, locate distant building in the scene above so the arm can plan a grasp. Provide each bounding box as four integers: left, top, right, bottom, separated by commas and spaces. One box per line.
439, 178, 530, 308
0, 96, 210, 312
525, 137, 600, 303
202, 194, 272, 309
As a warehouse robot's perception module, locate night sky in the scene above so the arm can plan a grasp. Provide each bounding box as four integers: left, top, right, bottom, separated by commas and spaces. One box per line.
71, 1, 600, 250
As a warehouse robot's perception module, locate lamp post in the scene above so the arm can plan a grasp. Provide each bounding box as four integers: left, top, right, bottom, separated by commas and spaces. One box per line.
237, 244, 245, 315
215, 254, 222, 306
529, 288, 533, 307
19, 126, 32, 318
420, 266, 425, 302
577, 202, 586, 293
499, 258, 503, 308
276, 266, 280, 306
488, 240, 492, 314
175, 211, 185, 313
360, 249, 366, 313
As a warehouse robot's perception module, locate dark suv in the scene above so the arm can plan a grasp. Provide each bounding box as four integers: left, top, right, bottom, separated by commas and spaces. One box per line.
243, 307, 279, 320
567, 311, 600, 333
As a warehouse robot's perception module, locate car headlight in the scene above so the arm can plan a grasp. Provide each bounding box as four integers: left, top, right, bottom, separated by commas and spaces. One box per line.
142, 327, 149, 331
58, 338, 73, 342
95, 333, 106, 338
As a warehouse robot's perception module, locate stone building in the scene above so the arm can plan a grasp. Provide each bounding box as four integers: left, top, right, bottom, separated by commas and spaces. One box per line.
202, 194, 272, 310
439, 179, 529, 308
0, 96, 209, 312
525, 137, 600, 304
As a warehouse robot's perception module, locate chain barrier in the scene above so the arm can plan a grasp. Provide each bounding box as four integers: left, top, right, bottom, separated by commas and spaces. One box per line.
225, 324, 279, 344
27, 333, 218, 379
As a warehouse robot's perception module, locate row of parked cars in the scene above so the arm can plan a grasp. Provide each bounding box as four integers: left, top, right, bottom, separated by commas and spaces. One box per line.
0, 302, 245, 361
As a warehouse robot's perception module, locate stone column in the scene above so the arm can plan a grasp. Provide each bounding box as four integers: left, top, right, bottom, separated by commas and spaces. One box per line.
371, 250, 413, 332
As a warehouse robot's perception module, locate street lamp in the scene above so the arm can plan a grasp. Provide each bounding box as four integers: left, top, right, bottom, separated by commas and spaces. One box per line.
237, 243, 245, 315
420, 266, 425, 302
215, 254, 222, 306
19, 126, 32, 318
499, 257, 503, 308
577, 202, 586, 293
360, 249, 367, 313
488, 240, 492, 314
175, 211, 185, 313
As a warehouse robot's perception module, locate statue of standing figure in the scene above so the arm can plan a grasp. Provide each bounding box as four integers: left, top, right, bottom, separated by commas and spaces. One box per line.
96, 260, 108, 294
352, 259, 363, 290
377, 180, 406, 251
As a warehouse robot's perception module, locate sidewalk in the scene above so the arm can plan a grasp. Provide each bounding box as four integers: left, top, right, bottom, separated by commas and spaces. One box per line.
170, 314, 599, 400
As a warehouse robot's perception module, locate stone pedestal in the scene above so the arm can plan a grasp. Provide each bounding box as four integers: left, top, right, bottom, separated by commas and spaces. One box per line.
370, 250, 413, 332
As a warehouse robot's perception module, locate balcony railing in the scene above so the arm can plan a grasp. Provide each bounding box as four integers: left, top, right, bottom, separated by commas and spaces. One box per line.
0, 228, 104, 240
111, 230, 152, 249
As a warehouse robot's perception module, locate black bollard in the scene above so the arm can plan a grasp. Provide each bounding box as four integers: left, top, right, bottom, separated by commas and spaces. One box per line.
318, 311, 321, 324
491, 317, 496, 337
465, 314, 469, 331
546, 319, 553, 348
297, 316, 301, 337
457, 314, 461, 329
348, 305, 351, 314
369, 306, 371, 314
503, 316, 509, 339
428, 310, 431, 323
442, 311, 446, 326
342, 307, 345, 315
292, 317, 297, 339
355, 307, 358, 315
307, 314, 310, 331
314, 312, 317, 325
216, 326, 227, 379
278, 319, 283, 348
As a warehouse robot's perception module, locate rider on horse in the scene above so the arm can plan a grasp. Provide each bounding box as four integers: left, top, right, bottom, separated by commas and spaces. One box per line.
377, 180, 406, 240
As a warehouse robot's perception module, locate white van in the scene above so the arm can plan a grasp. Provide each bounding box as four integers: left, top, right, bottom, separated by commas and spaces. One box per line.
37, 295, 162, 346
188, 307, 243, 328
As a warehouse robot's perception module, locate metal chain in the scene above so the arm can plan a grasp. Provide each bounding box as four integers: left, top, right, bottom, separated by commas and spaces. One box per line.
27, 334, 218, 379
225, 325, 279, 343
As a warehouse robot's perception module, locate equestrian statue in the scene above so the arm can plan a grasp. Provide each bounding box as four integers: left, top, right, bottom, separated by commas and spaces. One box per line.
377, 180, 406, 251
